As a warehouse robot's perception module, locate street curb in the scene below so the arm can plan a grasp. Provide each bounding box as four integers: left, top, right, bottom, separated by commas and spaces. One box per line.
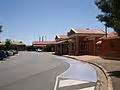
63, 55, 113, 90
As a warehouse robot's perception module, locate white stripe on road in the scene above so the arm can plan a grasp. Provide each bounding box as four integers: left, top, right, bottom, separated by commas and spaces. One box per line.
54, 56, 97, 90
56, 78, 95, 90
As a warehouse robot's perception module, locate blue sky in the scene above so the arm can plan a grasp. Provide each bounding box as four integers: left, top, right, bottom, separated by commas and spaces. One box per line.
0, 0, 106, 45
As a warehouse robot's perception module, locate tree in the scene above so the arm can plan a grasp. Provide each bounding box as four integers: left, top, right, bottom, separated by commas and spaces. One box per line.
0, 25, 2, 33
0, 25, 3, 42
5, 39, 12, 50
95, 0, 120, 36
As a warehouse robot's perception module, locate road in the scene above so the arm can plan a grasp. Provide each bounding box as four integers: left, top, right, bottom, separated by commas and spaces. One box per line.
0, 52, 70, 90
0, 52, 97, 90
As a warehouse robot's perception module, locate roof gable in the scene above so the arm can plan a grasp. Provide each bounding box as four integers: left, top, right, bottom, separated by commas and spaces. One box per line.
68, 28, 105, 36
67, 28, 76, 36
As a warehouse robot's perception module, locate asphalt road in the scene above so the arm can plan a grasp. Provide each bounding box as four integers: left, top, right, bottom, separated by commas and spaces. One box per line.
0, 51, 70, 90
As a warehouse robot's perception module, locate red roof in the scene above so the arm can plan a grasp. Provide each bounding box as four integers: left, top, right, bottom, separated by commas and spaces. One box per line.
58, 35, 68, 39
32, 41, 56, 45
71, 28, 105, 34
107, 32, 118, 37
100, 32, 119, 39
56, 35, 68, 39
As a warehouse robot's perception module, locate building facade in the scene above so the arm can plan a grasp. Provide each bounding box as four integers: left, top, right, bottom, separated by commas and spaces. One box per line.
32, 41, 56, 52
0, 40, 26, 51
55, 35, 69, 55
97, 32, 120, 59
55, 28, 106, 56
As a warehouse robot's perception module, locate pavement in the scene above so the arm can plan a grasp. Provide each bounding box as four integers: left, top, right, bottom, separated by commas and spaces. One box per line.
63, 55, 120, 90
54, 56, 98, 90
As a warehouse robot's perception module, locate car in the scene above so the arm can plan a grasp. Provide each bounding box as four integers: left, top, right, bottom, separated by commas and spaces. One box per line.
36, 49, 42, 52
4, 51, 10, 57
0, 50, 7, 60
10, 50, 18, 55
7, 51, 14, 56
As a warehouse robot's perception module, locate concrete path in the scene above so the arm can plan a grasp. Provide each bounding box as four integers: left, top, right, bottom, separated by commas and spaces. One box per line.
54, 56, 97, 90
63, 55, 118, 90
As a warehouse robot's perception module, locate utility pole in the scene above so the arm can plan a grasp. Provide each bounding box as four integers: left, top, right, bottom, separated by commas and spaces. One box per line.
105, 25, 107, 37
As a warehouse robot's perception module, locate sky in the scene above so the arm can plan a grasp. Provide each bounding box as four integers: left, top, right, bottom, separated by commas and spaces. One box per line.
0, 0, 107, 45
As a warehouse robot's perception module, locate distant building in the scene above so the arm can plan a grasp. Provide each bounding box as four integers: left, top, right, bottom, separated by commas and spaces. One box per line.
32, 41, 56, 52
0, 40, 26, 51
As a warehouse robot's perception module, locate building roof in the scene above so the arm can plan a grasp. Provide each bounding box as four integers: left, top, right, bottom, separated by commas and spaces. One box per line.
55, 35, 68, 39
0, 40, 25, 45
32, 41, 56, 45
11, 41, 25, 45
100, 31, 119, 39
107, 32, 118, 37
56, 40, 68, 44
68, 28, 105, 36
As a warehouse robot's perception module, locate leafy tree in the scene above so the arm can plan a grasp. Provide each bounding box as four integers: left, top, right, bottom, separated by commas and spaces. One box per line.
5, 39, 12, 50
0, 25, 2, 33
0, 25, 3, 42
95, 0, 120, 36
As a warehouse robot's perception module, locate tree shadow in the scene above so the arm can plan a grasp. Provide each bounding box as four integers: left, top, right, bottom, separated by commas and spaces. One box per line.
108, 71, 120, 78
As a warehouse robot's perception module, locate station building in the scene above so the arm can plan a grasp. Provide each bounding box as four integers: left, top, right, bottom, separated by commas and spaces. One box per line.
97, 32, 120, 59
55, 28, 106, 56
32, 41, 56, 52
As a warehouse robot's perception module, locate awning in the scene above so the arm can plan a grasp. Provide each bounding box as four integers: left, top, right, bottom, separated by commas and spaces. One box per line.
56, 40, 68, 44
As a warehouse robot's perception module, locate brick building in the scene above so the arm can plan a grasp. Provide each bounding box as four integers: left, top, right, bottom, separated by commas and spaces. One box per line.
32, 41, 56, 52
97, 32, 120, 59
55, 35, 69, 55
55, 28, 106, 56
67, 28, 105, 55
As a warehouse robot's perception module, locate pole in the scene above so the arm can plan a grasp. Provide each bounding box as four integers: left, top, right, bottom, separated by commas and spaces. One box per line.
105, 25, 107, 37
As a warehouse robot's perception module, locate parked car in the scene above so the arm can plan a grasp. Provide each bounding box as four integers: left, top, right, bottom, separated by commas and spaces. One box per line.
0, 50, 7, 60
4, 51, 10, 57
7, 51, 14, 56
10, 50, 18, 55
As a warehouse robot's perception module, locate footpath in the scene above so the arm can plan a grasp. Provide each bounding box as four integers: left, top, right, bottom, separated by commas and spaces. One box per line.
63, 55, 120, 90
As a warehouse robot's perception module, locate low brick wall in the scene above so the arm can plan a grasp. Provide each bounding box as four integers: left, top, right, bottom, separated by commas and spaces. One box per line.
99, 37, 120, 60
